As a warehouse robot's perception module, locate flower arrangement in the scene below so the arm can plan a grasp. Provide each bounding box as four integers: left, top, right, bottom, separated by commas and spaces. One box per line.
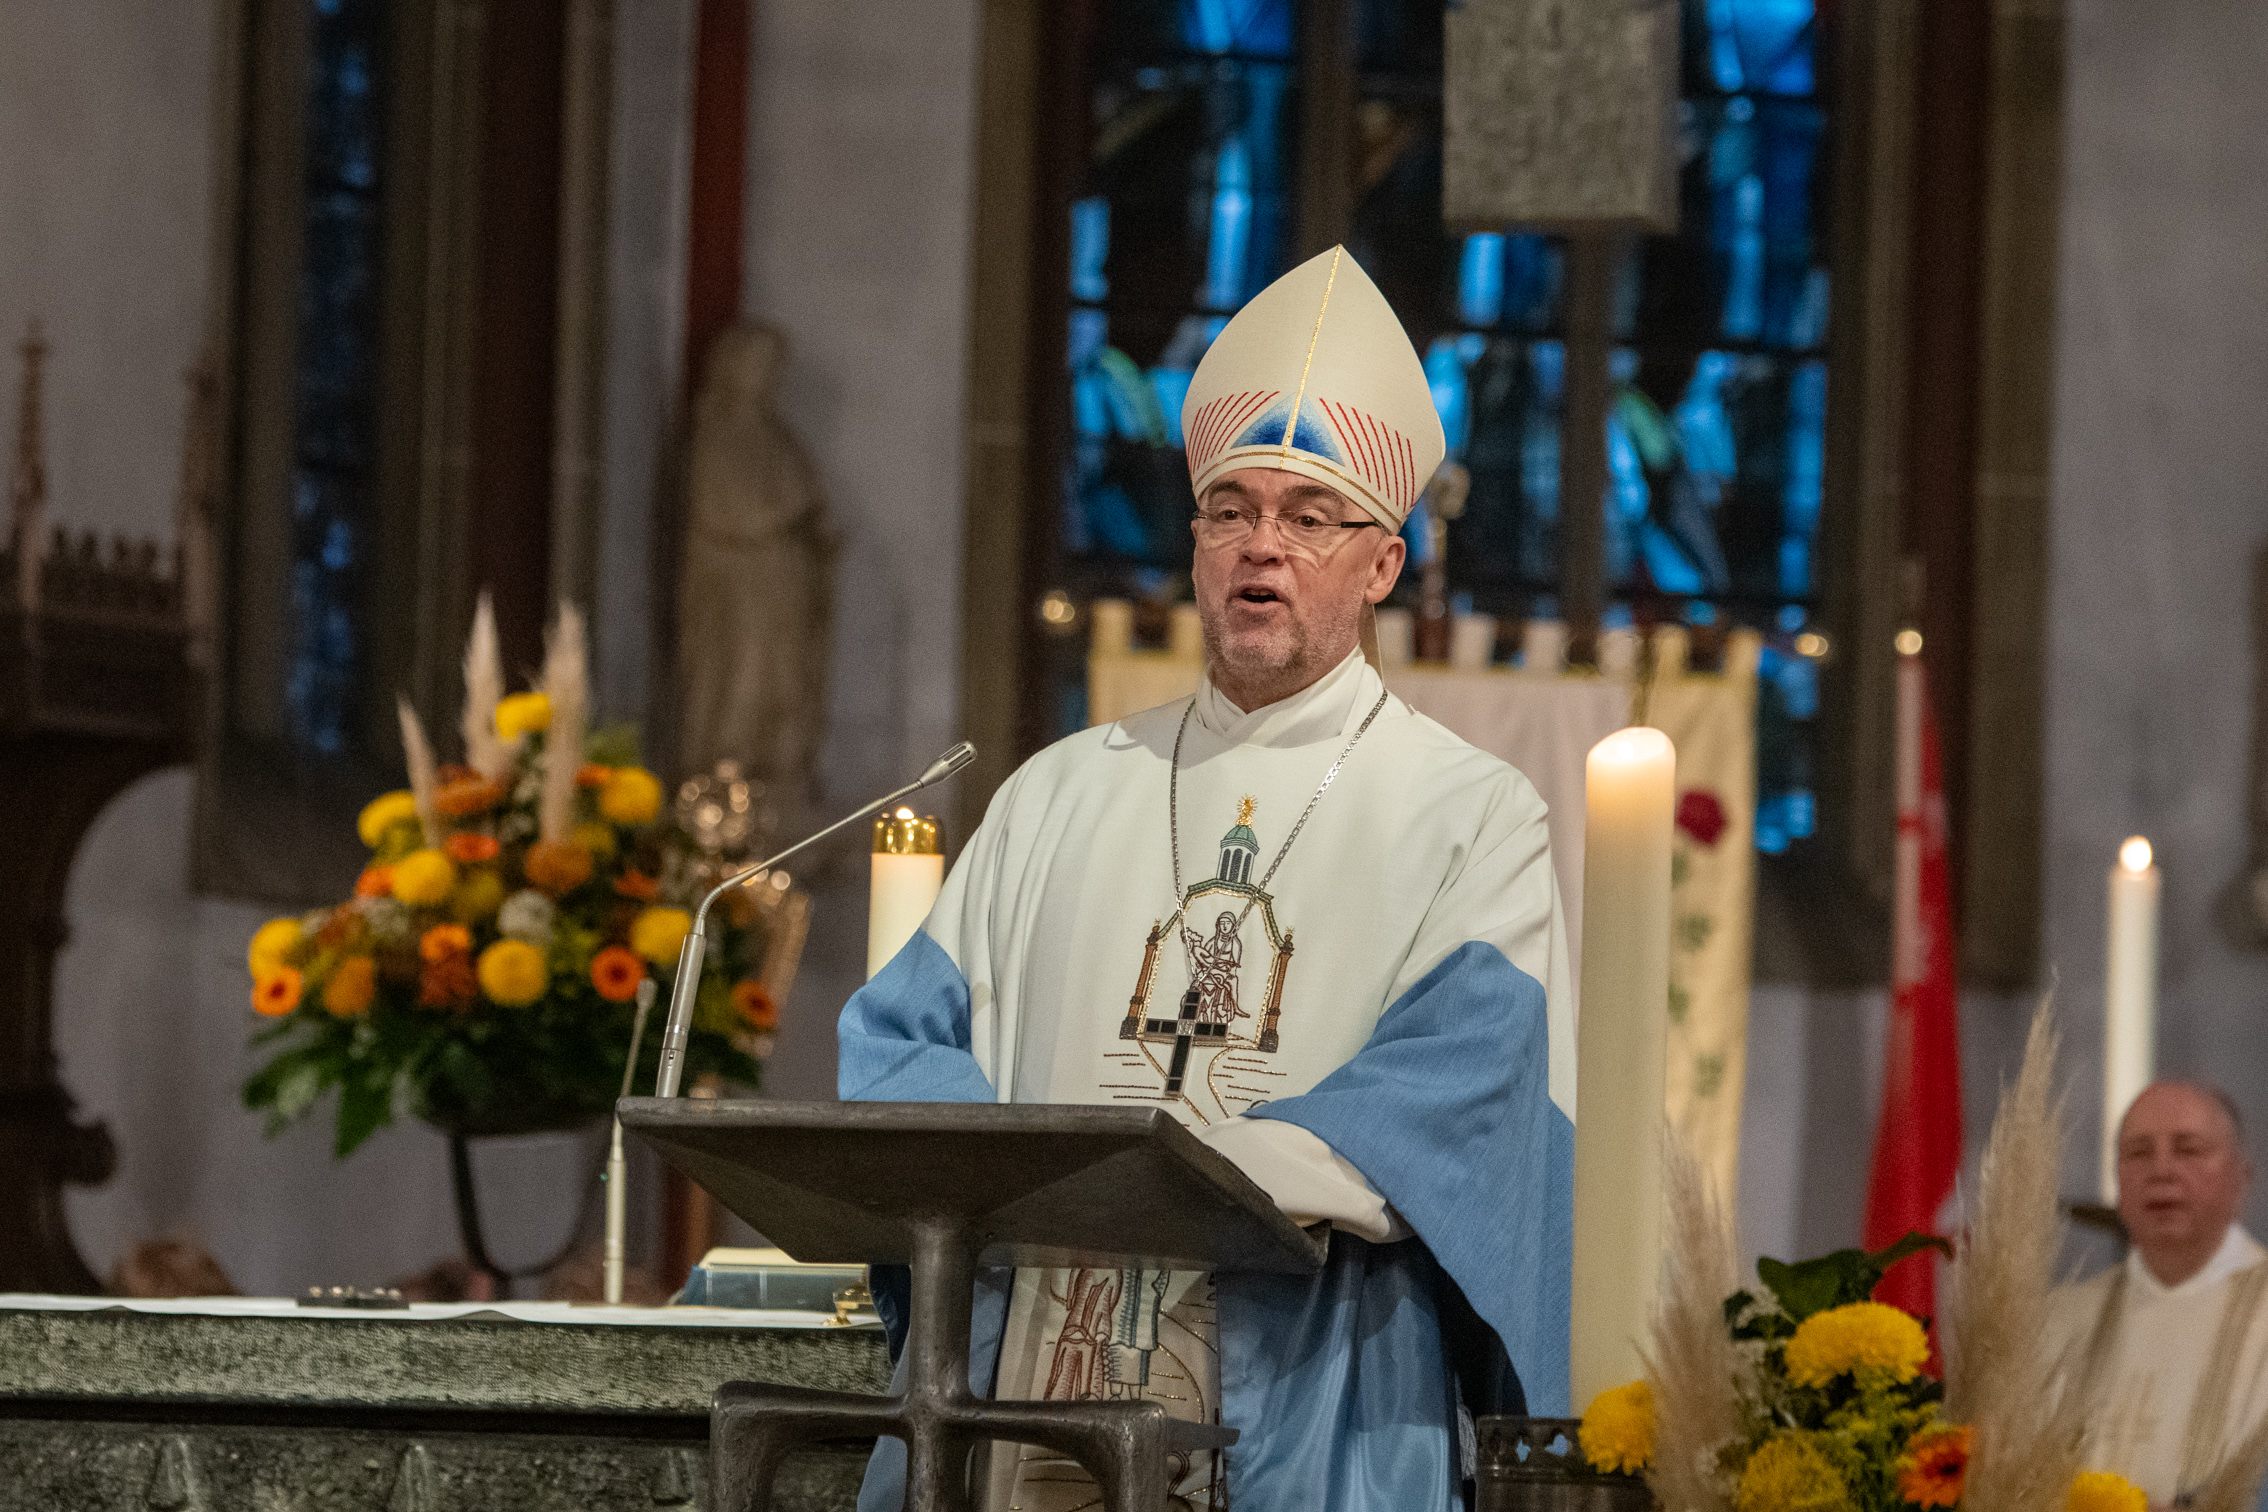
1574, 1002, 2242, 1512
243, 599, 784, 1156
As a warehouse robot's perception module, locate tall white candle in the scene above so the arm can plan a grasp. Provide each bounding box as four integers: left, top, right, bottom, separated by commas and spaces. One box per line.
2101, 835, 2161, 1201
1570, 725, 1677, 1408
868, 809, 945, 980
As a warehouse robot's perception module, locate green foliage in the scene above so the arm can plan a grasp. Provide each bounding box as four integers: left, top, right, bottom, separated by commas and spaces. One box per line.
1711, 1232, 1956, 1512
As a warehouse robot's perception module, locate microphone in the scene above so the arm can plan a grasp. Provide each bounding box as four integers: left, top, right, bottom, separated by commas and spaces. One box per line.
650, 741, 976, 1098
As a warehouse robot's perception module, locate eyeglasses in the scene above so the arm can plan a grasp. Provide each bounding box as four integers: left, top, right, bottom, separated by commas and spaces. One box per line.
1191, 504, 1382, 557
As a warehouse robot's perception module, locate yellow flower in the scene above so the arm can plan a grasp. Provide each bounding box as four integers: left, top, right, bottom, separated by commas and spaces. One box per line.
2068, 1472, 2148, 1512
570, 819, 618, 862
630, 906, 692, 965
357, 790, 421, 848
599, 766, 663, 826
390, 848, 459, 908
495, 691, 552, 738
323, 956, 377, 1018
1784, 1301, 1930, 1388
1736, 1433, 1852, 1512
247, 917, 304, 975
449, 868, 508, 925
476, 938, 549, 1007
1579, 1381, 1654, 1474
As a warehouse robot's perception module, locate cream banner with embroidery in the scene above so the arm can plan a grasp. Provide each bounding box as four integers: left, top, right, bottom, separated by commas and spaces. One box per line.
1089, 614, 1761, 1202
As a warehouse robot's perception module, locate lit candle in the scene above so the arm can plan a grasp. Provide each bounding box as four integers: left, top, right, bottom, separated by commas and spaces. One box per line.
868, 809, 944, 979
1571, 725, 1676, 1408
2101, 835, 2161, 1201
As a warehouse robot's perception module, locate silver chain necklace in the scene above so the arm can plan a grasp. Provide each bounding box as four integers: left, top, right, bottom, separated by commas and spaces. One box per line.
1169, 683, 1391, 924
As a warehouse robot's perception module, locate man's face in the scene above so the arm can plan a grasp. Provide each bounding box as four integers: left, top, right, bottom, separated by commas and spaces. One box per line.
2116, 1084, 2251, 1263
1189, 468, 1405, 697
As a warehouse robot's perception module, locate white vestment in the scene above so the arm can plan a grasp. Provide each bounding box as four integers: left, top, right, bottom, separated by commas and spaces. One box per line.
2051, 1225, 2268, 1504
843, 647, 1575, 1510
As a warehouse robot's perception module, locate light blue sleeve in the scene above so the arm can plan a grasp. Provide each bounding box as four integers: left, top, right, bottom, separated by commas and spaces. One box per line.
1250, 939, 1573, 1417
837, 929, 996, 1103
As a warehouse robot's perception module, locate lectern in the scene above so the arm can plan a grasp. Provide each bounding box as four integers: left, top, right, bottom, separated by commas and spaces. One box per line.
619, 1098, 1327, 1512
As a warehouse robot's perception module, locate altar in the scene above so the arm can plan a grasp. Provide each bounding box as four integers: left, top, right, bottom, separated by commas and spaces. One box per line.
0, 1297, 887, 1511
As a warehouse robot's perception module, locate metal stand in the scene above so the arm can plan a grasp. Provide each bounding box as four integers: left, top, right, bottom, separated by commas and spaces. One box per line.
619, 1099, 1326, 1512
1474, 1417, 1656, 1512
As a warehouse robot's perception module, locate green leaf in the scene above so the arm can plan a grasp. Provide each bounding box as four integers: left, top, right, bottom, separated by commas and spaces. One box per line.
1756, 1231, 1955, 1321
335, 1066, 396, 1157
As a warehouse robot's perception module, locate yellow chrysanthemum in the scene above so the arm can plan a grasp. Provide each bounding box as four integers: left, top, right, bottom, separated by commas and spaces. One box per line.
2068, 1472, 2148, 1512
1579, 1381, 1654, 1474
1736, 1433, 1852, 1512
476, 938, 549, 1007
570, 819, 618, 862
495, 691, 552, 738
449, 868, 508, 926
357, 790, 421, 848
599, 766, 663, 826
390, 848, 459, 908
630, 906, 693, 965
247, 917, 304, 975
1783, 1301, 1930, 1388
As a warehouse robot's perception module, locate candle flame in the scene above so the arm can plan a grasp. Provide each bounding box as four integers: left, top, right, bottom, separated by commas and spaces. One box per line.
2119, 836, 2153, 873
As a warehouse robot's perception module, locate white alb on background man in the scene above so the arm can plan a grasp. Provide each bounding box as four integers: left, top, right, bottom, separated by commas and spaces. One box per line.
2054, 1082, 2268, 1506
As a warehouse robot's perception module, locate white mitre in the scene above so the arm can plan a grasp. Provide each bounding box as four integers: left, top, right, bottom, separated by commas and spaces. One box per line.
1180, 245, 1445, 530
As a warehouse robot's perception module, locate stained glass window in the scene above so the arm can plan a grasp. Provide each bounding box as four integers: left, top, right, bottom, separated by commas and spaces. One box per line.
285, 0, 388, 756
1050, 0, 1837, 852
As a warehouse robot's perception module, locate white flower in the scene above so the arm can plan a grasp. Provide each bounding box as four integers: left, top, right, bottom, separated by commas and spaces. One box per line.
354, 897, 414, 945
498, 889, 557, 946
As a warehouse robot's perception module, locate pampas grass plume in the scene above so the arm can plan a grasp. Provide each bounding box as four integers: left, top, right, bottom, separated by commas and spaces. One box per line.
460, 591, 513, 779
536, 602, 588, 845
1941, 996, 2086, 1512
396, 696, 441, 848
1643, 1131, 1745, 1512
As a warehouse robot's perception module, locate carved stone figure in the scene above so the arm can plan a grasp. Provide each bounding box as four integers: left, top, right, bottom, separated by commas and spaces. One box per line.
677, 322, 837, 825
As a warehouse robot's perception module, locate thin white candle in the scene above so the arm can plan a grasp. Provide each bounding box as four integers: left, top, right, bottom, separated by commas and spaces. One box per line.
2102, 835, 2161, 1201
868, 809, 945, 979
1570, 724, 1677, 1408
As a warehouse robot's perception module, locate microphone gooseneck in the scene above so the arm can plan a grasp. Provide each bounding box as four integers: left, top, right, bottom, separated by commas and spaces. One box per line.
650, 741, 975, 1099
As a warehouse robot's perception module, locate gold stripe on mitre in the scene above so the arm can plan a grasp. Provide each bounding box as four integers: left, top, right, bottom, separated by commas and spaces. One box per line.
1181, 246, 1444, 530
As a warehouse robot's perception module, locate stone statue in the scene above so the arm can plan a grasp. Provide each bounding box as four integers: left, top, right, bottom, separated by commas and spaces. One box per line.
677, 321, 837, 828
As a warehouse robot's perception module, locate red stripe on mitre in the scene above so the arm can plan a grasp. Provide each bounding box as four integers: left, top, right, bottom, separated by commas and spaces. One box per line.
1318, 399, 1378, 496
1192, 389, 1278, 474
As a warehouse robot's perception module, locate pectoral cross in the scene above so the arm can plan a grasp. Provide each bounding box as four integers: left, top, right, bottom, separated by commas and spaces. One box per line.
1141, 983, 1228, 1096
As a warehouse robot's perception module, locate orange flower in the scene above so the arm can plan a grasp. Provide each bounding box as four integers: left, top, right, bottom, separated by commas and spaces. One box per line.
355, 865, 394, 898
576, 763, 612, 788
419, 923, 472, 964
323, 956, 377, 1018
445, 831, 500, 864
524, 839, 595, 896
435, 775, 507, 818
418, 951, 478, 1011
1899, 1425, 1973, 1510
590, 946, 645, 1003
732, 979, 779, 1032
252, 966, 303, 1017
613, 869, 660, 901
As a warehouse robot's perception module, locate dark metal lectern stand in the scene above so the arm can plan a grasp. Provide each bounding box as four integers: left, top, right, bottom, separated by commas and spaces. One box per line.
618, 1098, 1327, 1512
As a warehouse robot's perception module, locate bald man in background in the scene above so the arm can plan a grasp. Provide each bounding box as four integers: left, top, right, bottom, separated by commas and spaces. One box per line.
2054, 1082, 2267, 1506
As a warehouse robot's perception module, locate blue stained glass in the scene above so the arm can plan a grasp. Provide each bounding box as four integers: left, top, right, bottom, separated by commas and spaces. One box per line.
1457, 232, 1506, 327
1522, 342, 1563, 527
1504, 234, 1563, 332
1425, 335, 1472, 459
1181, 0, 1292, 56
1201, 134, 1255, 309
1697, 0, 1814, 96
1070, 197, 1111, 302
284, 0, 386, 759
1150, 369, 1194, 446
